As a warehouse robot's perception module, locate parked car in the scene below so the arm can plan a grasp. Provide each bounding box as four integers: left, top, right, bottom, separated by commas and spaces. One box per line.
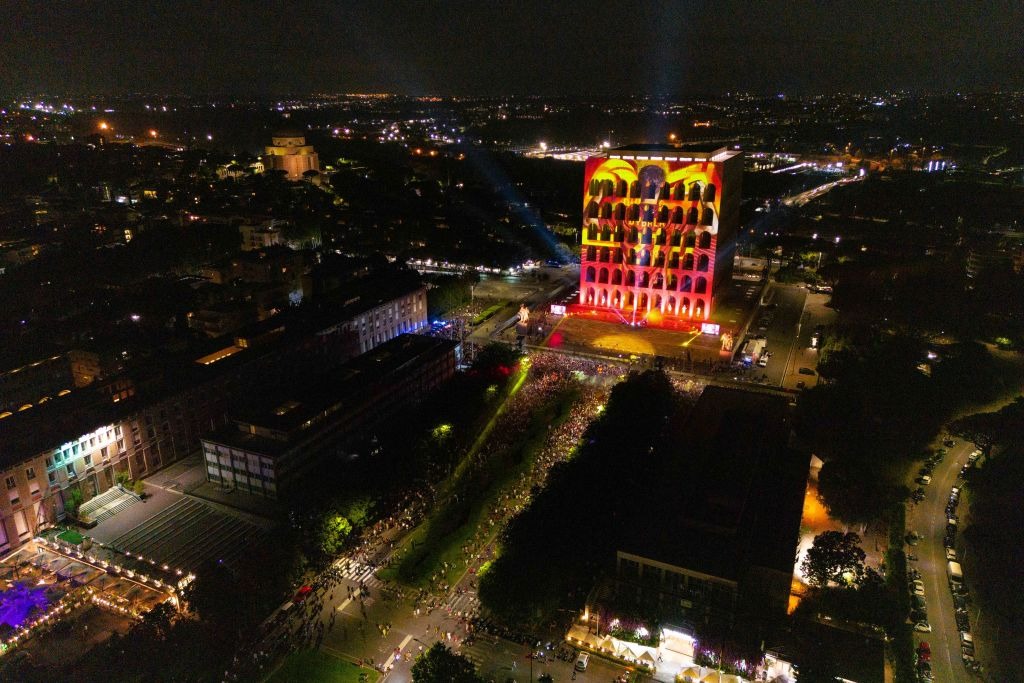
917, 475, 932, 485
946, 548, 957, 561
915, 622, 932, 633
574, 653, 590, 672
912, 580, 926, 597
292, 585, 313, 604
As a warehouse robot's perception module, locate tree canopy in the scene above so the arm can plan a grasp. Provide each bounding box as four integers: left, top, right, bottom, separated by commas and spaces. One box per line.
801, 531, 866, 588
411, 643, 480, 683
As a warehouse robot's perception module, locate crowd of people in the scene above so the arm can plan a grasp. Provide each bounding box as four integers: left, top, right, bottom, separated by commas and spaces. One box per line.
223, 349, 707, 682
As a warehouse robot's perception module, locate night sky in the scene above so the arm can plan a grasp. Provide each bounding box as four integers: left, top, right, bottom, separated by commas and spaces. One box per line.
1, 1, 1021, 96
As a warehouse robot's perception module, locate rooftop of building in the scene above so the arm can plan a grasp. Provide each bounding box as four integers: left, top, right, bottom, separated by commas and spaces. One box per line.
605, 143, 741, 162
0, 273, 427, 468
769, 619, 885, 683
204, 333, 458, 456
619, 386, 807, 582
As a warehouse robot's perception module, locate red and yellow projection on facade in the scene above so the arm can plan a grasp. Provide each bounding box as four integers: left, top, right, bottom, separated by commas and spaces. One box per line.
577, 146, 742, 327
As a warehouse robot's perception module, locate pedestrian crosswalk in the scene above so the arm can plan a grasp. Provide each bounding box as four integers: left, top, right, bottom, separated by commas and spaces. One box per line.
457, 642, 490, 669
445, 591, 478, 614
333, 558, 382, 588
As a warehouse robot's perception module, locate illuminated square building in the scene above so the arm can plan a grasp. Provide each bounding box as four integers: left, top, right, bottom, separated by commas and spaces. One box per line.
579, 145, 742, 326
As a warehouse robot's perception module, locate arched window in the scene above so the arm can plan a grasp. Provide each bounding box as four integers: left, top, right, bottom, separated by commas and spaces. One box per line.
627, 248, 636, 264
671, 207, 684, 224
641, 228, 653, 245
697, 254, 710, 272
688, 183, 701, 201
585, 246, 596, 261
587, 225, 597, 241
639, 271, 650, 288
628, 227, 639, 243
652, 273, 664, 289
683, 253, 694, 270
673, 183, 686, 201
703, 184, 716, 202
643, 205, 655, 223
668, 296, 677, 314
586, 201, 599, 219
654, 295, 663, 311
695, 299, 706, 318
612, 269, 623, 285
687, 207, 699, 224
701, 208, 714, 226
600, 247, 610, 262
585, 267, 596, 283
639, 292, 649, 310
658, 206, 669, 224
643, 181, 657, 200
627, 292, 635, 308
682, 297, 691, 315
599, 289, 609, 306
626, 271, 636, 287
629, 181, 640, 198
655, 229, 666, 246
585, 288, 595, 304
681, 275, 693, 292
658, 183, 670, 201
589, 179, 600, 195
654, 251, 665, 268
639, 249, 651, 266
627, 204, 640, 221
670, 230, 682, 247
601, 225, 612, 241
614, 226, 625, 242
613, 290, 622, 308
698, 231, 712, 249
668, 274, 678, 290
600, 203, 612, 219
684, 233, 696, 249
616, 179, 628, 197
695, 277, 708, 294
669, 252, 680, 269
598, 268, 609, 284
614, 203, 626, 221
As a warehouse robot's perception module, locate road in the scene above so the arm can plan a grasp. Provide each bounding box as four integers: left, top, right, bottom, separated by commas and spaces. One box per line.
906, 439, 975, 683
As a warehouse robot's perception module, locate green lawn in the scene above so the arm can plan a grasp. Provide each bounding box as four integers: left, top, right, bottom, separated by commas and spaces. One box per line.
267, 649, 378, 683
56, 529, 84, 545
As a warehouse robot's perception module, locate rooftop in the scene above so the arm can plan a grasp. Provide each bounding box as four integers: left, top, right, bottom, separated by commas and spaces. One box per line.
606, 144, 741, 162
620, 386, 807, 581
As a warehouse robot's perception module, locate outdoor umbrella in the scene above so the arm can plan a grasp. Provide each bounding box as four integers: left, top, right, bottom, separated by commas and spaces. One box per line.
680, 666, 703, 682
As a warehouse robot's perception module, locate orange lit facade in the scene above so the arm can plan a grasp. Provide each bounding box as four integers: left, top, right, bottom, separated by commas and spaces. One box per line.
264, 131, 320, 180
578, 145, 742, 327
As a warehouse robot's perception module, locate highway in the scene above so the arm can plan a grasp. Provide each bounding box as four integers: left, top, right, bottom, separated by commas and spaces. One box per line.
906, 439, 976, 682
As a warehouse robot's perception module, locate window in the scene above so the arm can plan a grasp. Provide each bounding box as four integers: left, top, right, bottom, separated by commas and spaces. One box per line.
66, 464, 76, 477
25, 467, 35, 480
84, 454, 92, 467
8, 490, 19, 507
29, 482, 39, 498
45, 457, 53, 469
48, 471, 56, 484
101, 446, 108, 460
4, 476, 15, 490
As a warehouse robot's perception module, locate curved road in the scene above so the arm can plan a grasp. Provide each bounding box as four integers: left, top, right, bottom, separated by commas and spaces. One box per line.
906, 439, 976, 682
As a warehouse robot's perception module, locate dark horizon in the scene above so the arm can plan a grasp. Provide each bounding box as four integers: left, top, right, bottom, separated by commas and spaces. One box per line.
2, 1, 1021, 99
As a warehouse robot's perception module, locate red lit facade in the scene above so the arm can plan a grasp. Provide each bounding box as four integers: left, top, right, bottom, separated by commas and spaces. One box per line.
578, 146, 742, 327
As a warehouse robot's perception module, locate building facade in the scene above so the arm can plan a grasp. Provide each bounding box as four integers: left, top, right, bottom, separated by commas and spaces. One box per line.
578, 145, 742, 327
201, 334, 458, 498
263, 131, 320, 180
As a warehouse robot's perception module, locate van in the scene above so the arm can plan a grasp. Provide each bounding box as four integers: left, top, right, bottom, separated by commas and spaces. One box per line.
575, 653, 590, 672
948, 561, 964, 584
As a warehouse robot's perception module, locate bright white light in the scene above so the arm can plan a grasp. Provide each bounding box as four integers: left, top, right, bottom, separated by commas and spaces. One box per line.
539, 141, 548, 151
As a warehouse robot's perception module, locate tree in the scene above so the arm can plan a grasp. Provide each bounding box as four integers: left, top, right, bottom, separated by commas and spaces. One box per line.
949, 397, 1024, 458
411, 643, 480, 683
801, 531, 866, 588
317, 511, 353, 558
64, 486, 84, 518
183, 561, 248, 627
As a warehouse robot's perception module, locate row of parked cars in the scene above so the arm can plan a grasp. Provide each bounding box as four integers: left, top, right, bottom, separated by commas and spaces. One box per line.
947, 455, 982, 672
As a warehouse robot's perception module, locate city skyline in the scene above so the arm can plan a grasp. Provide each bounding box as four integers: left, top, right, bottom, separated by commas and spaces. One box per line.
2, 1, 1022, 97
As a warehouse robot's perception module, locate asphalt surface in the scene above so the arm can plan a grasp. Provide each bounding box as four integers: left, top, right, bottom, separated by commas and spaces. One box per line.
906, 439, 976, 683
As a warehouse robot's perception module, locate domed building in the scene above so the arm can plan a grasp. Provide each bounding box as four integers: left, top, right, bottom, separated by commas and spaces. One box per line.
264, 128, 320, 180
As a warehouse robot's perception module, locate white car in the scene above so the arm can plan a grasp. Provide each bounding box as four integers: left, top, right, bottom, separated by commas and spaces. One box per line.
915, 622, 932, 633
912, 580, 926, 596
946, 548, 957, 561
